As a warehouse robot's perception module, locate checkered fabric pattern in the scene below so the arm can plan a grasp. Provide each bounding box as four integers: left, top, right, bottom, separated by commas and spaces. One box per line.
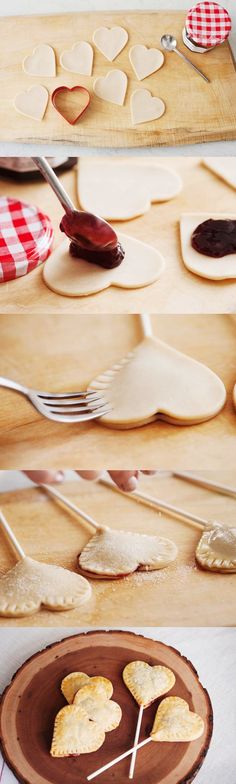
0, 196, 54, 282
186, 2, 232, 47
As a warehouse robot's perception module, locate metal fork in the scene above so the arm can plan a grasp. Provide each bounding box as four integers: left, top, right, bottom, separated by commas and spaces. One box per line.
0, 376, 111, 424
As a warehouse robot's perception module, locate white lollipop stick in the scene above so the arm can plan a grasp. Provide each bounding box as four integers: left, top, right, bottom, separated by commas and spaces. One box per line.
87, 737, 152, 780
129, 704, 144, 779
41, 483, 104, 531
0, 509, 25, 560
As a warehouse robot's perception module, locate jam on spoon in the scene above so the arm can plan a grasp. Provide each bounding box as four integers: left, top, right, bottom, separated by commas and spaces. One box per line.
191, 219, 236, 258
32, 157, 125, 269
60, 209, 125, 269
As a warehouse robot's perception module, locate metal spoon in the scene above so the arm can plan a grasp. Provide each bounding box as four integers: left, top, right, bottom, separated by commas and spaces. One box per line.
161, 34, 210, 83
32, 156, 119, 250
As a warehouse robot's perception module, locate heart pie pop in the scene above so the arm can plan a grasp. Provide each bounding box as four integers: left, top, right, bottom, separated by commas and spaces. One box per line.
151, 696, 205, 742
77, 528, 178, 578
51, 705, 105, 757
123, 661, 175, 707
61, 673, 113, 704
73, 682, 122, 732
196, 522, 236, 573
0, 196, 53, 282
0, 557, 91, 617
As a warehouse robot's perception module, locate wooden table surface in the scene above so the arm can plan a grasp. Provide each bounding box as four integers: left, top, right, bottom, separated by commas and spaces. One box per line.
1, 157, 236, 315
0, 11, 235, 147
0, 314, 235, 469
0, 473, 235, 627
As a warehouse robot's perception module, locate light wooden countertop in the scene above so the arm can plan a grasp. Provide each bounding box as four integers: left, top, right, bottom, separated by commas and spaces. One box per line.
0, 473, 235, 627
0, 314, 235, 469
1, 158, 236, 315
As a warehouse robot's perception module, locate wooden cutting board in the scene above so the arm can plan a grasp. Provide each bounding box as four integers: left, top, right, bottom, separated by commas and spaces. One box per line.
0, 475, 235, 627
0, 11, 235, 147
1, 157, 236, 315
0, 630, 213, 784
0, 314, 235, 470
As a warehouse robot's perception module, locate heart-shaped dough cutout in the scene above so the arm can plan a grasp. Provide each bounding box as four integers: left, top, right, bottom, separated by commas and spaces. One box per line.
196, 523, 236, 573
129, 45, 164, 80
0, 556, 91, 617
77, 159, 182, 220
43, 234, 165, 297
60, 42, 94, 75
203, 158, 236, 190
123, 661, 175, 707
131, 89, 165, 125
77, 529, 178, 579
50, 705, 105, 757
93, 26, 128, 61
61, 673, 113, 704
51, 85, 90, 125
14, 85, 48, 121
151, 696, 204, 742
94, 70, 127, 106
74, 683, 122, 731
180, 213, 236, 280
23, 44, 56, 77
88, 336, 226, 429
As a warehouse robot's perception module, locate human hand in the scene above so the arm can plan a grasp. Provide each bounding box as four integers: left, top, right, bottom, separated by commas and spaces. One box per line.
23, 470, 156, 492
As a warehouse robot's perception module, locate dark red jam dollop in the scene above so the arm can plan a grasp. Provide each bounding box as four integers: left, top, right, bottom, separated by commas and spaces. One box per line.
191, 219, 236, 258
60, 209, 125, 269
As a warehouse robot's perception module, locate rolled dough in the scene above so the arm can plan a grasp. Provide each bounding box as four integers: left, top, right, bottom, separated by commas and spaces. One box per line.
88, 335, 226, 429
180, 213, 236, 280
43, 234, 165, 297
77, 159, 182, 220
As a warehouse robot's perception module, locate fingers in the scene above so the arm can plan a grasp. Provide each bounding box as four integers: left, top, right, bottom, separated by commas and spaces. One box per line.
23, 471, 65, 484
108, 471, 140, 492
76, 471, 103, 481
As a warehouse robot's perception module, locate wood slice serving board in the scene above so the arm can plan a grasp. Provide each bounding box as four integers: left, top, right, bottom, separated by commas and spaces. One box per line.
0, 631, 213, 784
0, 11, 235, 147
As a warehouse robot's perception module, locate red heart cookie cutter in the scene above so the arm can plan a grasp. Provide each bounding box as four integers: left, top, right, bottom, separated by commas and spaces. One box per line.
51, 85, 90, 125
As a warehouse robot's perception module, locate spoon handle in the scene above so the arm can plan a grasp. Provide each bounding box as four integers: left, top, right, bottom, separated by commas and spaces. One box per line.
32, 157, 75, 213
173, 48, 210, 83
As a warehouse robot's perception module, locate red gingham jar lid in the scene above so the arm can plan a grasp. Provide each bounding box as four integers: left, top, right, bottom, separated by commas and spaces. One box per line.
0, 196, 54, 282
186, 2, 232, 47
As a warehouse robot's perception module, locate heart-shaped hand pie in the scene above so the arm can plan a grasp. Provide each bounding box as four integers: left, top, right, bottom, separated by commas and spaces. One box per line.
77, 529, 177, 578
151, 697, 204, 742
61, 673, 113, 704
0, 556, 91, 617
131, 89, 165, 125
196, 523, 236, 573
94, 70, 127, 106
60, 41, 94, 75
50, 705, 105, 757
93, 26, 128, 61
51, 85, 90, 125
129, 45, 164, 80
88, 336, 226, 429
14, 85, 49, 121
180, 213, 236, 280
123, 661, 175, 707
43, 234, 165, 297
77, 159, 182, 221
74, 682, 122, 731
23, 44, 56, 77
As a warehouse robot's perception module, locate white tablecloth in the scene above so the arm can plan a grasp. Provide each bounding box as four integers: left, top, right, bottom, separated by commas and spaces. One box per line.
0, 627, 235, 783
